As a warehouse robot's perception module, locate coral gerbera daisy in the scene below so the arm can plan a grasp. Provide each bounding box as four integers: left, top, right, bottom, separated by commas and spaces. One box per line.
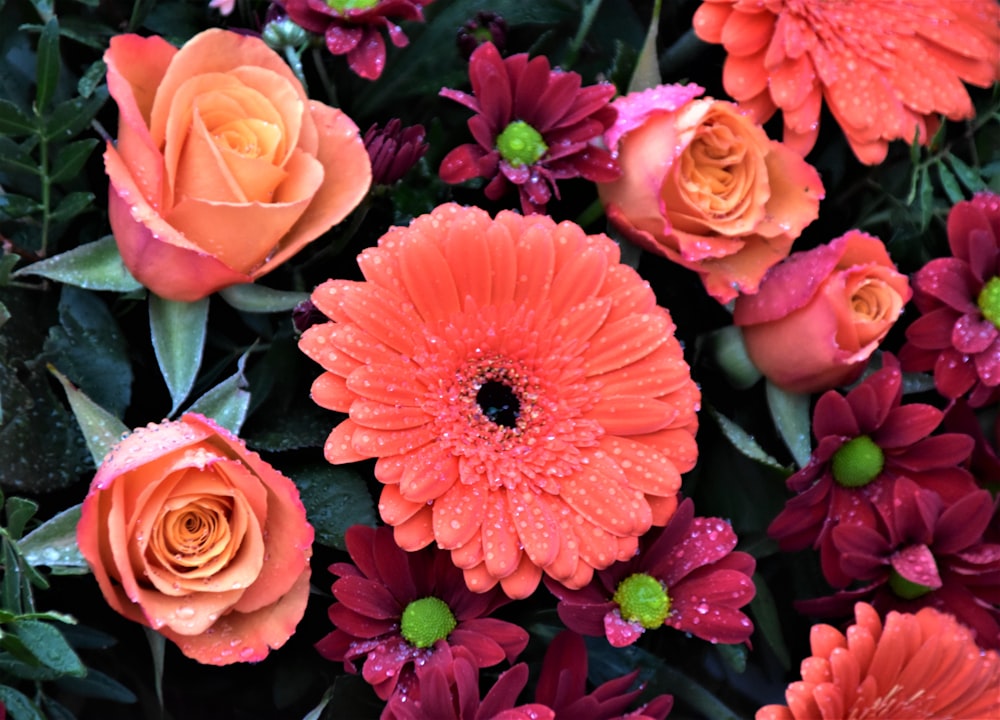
314, 525, 528, 701
299, 203, 700, 598
900, 192, 1000, 407
693, 0, 1000, 164
546, 499, 756, 647
756, 602, 1000, 719
767, 354, 979, 588
279, 0, 432, 80
798, 477, 1000, 650
438, 42, 621, 214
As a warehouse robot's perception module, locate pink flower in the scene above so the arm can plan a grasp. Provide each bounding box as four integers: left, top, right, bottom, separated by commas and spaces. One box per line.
546, 499, 756, 648
900, 192, 1000, 406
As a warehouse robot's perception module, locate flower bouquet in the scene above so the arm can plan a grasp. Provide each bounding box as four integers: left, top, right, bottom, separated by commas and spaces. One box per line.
1, 0, 998, 718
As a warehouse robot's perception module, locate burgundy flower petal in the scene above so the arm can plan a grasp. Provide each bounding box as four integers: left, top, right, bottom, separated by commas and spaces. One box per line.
913, 257, 978, 313
906, 307, 961, 350
325, 24, 363, 54
666, 599, 754, 644
934, 489, 997, 555
604, 609, 645, 647
450, 618, 528, 665
439, 145, 489, 183
812, 390, 860, 439
347, 29, 387, 80
891, 544, 943, 589
889, 433, 974, 471
846, 367, 900, 432
934, 348, 979, 398
973, 340, 1000, 386
871, 404, 942, 449
952, 312, 999, 354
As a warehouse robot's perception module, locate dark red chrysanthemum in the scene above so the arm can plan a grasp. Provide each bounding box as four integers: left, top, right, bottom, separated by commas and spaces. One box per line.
279, 0, 432, 80
797, 477, 1000, 650
364, 119, 428, 186
767, 355, 979, 588
546, 499, 756, 648
439, 42, 620, 214
315, 525, 528, 701
383, 649, 555, 720
534, 631, 673, 719
900, 192, 1000, 407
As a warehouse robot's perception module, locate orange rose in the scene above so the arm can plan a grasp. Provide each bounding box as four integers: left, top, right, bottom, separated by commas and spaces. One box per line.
77, 413, 314, 665
733, 231, 912, 394
104, 29, 372, 302
598, 84, 824, 303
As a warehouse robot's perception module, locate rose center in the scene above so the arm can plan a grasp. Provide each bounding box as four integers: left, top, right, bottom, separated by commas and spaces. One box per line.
888, 567, 935, 600
977, 276, 1000, 328
831, 435, 885, 488
154, 498, 233, 569
476, 379, 520, 428
496, 121, 548, 167
325, 0, 378, 11
400, 596, 457, 648
613, 573, 671, 629
851, 281, 890, 320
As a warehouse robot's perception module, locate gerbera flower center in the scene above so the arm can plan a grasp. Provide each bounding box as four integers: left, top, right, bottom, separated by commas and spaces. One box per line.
325, 0, 378, 11
976, 276, 1000, 328
496, 120, 548, 167
888, 567, 935, 600
476, 379, 520, 428
831, 435, 885, 488
613, 573, 671, 629
400, 596, 457, 649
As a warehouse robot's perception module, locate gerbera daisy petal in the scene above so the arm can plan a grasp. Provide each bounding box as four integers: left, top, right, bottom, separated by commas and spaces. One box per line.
432, 481, 488, 550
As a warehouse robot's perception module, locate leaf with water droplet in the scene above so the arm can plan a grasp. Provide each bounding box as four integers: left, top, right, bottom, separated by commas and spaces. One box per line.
14, 235, 142, 292
708, 405, 790, 472
149, 294, 208, 416
218, 283, 309, 314
18, 503, 89, 575
49, 365, 129, 467
187, 350, 251, 435
11, 619, 86, 676
288, 463, 376, 550
765, 380, 812, 469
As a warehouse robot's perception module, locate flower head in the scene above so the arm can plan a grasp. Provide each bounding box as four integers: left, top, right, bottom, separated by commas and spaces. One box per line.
279, 0, 432, 80
534, 631, 674, 719
900, 192, 1000, 407
315, 525, 529, 701
299, 203, 700, 598
756, 602, 1000, 719
547, 499, 756, 647
767, 355, 979, 588
798, 477, 1000, 650
693, 0, 1000, 164
439, 42, 620, 214
457, 11, 508, 60
364, 119, 429, 186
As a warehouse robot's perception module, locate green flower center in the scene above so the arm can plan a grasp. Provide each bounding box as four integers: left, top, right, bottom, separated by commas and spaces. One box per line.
888, 568, 935, 600
496, 121, 548, 167
831, 436, 885, 488
400, 597, 457, 648
325, 0, 378, 11
613, 573, 671, 629
977, 276, 1000, 328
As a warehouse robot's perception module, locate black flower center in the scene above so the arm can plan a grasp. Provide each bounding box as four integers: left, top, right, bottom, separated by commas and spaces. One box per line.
476, 380, 520, 428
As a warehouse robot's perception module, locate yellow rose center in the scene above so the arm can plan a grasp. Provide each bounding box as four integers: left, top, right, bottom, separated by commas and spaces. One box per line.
212, 118, 282, 162
152, 497, 234, 570
681, 118, 753, 221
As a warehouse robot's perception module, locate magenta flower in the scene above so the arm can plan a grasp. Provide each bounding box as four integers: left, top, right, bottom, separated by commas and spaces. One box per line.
364, 119, 428, 186
798, 477, 1000, 650
280, 0, 432, 80
315, 525, 528, 701
767, 355, 979, 588
534, 631, 673, 719
900, 191, 1000, 406
439, 42, 620, 214
545, 499, 756, 648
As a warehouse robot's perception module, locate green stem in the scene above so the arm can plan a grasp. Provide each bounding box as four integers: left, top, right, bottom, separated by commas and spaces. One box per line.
38, 134, 51, 258
563, 0, 604, 70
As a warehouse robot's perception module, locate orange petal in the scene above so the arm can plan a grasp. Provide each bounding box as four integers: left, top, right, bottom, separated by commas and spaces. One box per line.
498, 553, 543, 599
431, 481, 487, 549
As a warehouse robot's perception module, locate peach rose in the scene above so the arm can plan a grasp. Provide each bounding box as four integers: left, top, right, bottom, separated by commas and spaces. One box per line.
598, 84, 824, 303
104, 29, 372, 302
77, 413, 314, 665
733, 231, 912, 394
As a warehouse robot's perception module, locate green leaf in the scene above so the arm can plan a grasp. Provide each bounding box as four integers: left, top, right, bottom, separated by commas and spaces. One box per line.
49, 138, 99, 183
149, 294, 209, 415
34, 17, 60, 112
144, 627, 165, 711
18, 504, 88, 575
935, 161, 965, 204
187, 351, 251, 434
947, 154, 988, 193
12, 619, 86, 676
77, 60, 106, 98
42, 87, 108, 140
13, 235, 142, 292
708, 406, 789, 472
714, 643, 747, 674
0, 193, 41, 220
54, 667, 137, 703
918, 166, 934, 230
0, 686, 44, 720
2, 542, 23, 613
749, 572, 791, 670
765, 380, 812, 469
0, 99, 35, 136
0, 136, 41, 176
627, 0, 660, 92
218, 283, 310, 314
290, 464, 376, 550
48, 191, 94, 224
49, 364, 130, 466
5, 497, 38, 540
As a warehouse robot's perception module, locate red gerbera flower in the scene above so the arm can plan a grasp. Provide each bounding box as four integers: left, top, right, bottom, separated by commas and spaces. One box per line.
279, 0, 432, 80
693, 0, 1000, 164
546, 499, 756, 647
757, 602, 1000, 720
314, 525, 529, 701
299, 204, 700, 599
438, 42, 620, 214
798, 477, 1000, 650
767, 354, 979, 588
900, 192, 1000, 407
534, 631, 674, 719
